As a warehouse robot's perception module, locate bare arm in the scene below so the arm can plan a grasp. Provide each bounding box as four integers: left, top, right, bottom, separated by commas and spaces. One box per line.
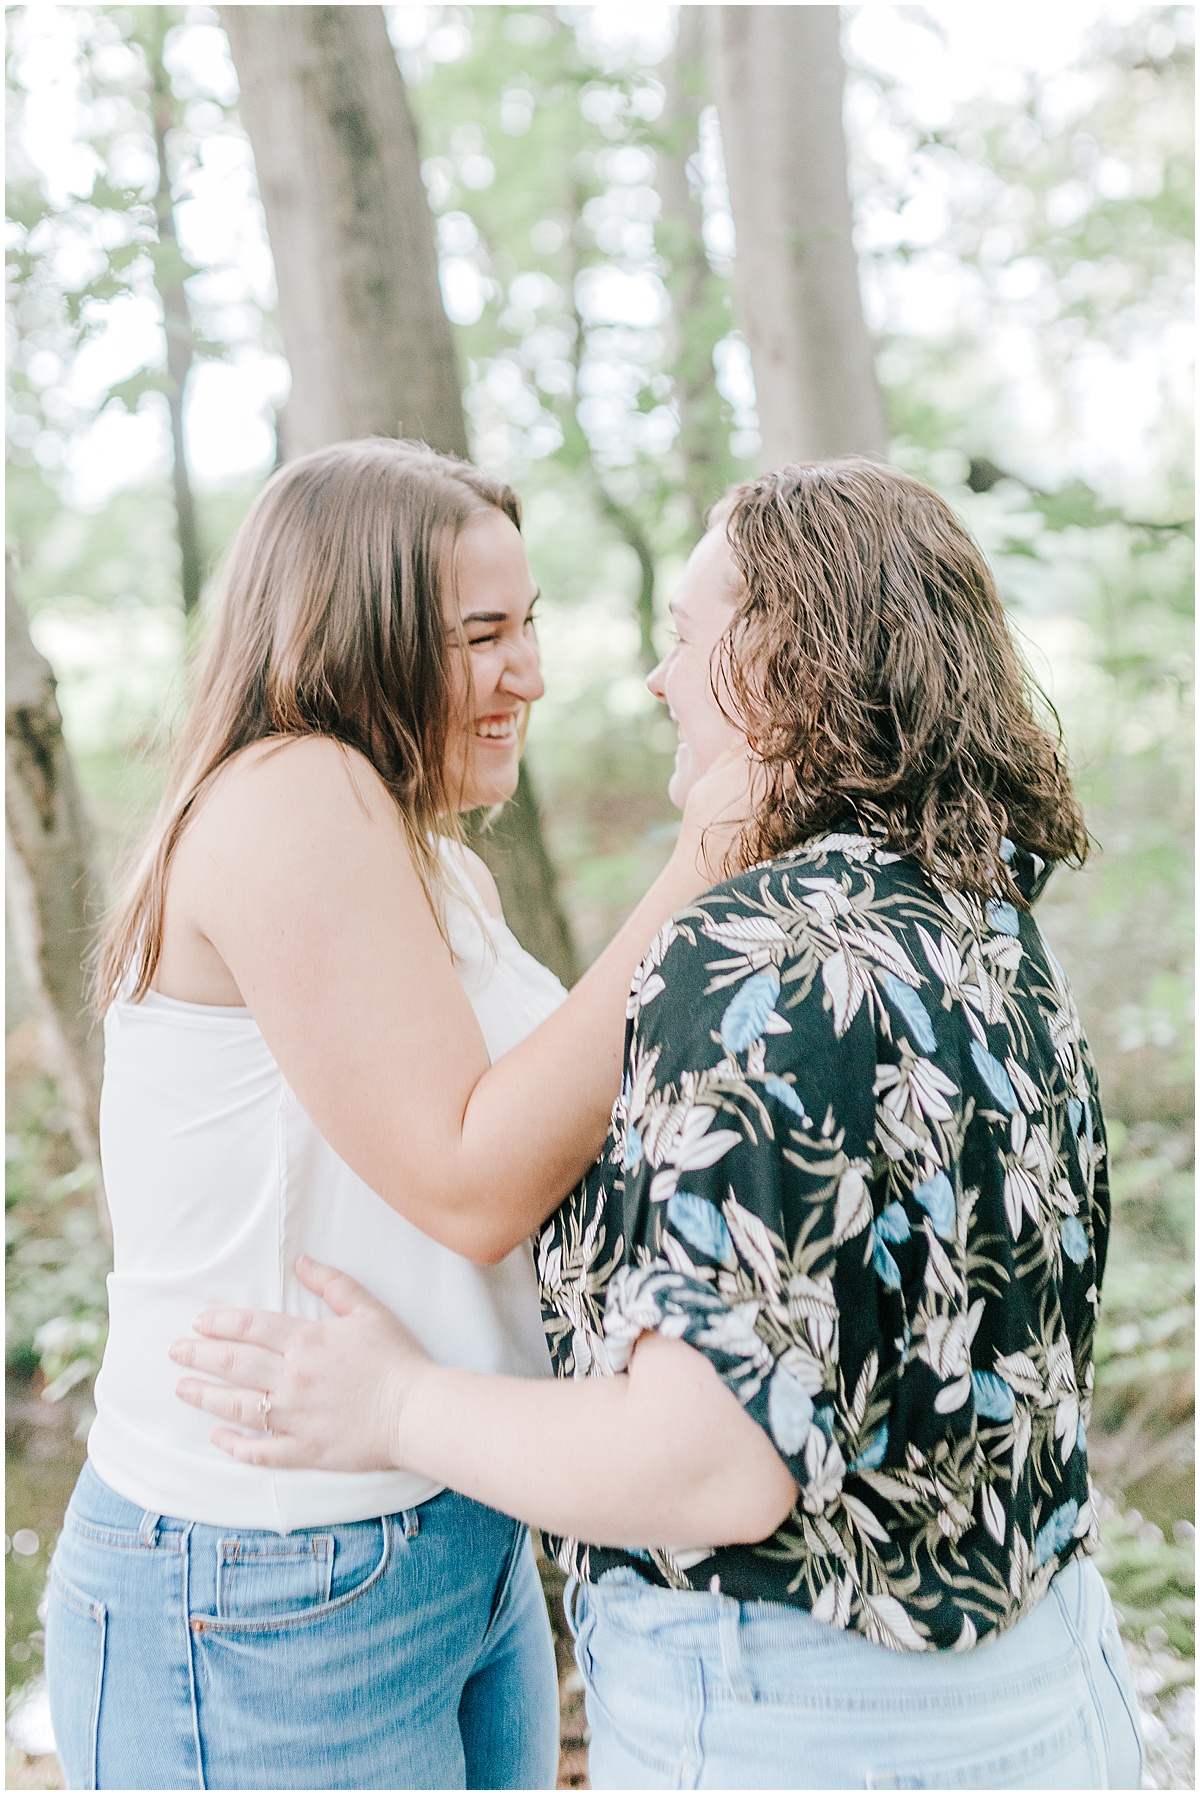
172, 1260, 799, 1547
172, 737, 744, 1263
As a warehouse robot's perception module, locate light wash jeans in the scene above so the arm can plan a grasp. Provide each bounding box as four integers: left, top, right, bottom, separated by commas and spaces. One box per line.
45, 1460, 559, 1790
568, 1558, 1143, 1790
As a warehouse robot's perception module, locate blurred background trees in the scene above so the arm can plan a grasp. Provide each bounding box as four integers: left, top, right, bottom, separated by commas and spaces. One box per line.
5, 5, 1194, 1784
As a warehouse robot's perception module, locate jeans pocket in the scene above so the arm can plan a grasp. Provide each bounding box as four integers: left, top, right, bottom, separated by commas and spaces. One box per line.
217, 1534, 334, 1621
865, 1702, 1099, 1790
194, 1517, 390, 1634
45, 1565, 107, 1792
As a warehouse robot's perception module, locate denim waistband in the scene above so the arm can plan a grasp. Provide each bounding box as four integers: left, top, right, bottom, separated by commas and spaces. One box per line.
68, 1457, 435, 1545
576, 1554, 1099, 1678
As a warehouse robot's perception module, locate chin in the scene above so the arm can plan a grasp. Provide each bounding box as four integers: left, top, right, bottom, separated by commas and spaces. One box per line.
667, 744, 694, 811
469, 763, 521, 811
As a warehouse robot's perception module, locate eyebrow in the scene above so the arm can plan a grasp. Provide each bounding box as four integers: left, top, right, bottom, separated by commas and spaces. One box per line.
459, 590, 540, 626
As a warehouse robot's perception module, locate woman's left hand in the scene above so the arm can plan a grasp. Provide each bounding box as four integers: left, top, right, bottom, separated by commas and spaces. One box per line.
170, 1257, 429, 1471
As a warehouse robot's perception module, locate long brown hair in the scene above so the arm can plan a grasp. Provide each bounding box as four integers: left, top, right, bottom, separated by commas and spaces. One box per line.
96, 437, 521, 1008
718, 458, 1088, 902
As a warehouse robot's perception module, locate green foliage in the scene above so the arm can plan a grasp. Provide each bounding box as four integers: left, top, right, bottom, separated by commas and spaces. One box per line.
8, 8, 217, 465
8, 466, 264, 618
855, 5, 1194, 514
399, 6, 743, 645
5, 1080, 110, 1388
1097, 1502, 1195, 1659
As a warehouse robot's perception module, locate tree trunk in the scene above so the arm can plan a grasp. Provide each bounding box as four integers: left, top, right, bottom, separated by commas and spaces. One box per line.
657, 8, 729, 540
146, 9, 204, 616
219, 4, 467, 459
467, 765, 578, 989
6, 567, 109, 1228
709, 6, 888, 467
561, 180, 657, 674
220, 4, 578, 975
596, 487, 657, 675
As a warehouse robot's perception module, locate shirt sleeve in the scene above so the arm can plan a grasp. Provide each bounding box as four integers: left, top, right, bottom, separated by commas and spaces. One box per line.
601, 914, 898, 1503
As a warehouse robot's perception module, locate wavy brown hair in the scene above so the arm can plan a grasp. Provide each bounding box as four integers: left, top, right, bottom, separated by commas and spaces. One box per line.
717, 458, 1088, 903
96, 437, 521, 1009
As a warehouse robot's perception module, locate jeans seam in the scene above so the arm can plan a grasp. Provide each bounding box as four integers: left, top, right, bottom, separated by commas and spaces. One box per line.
48, 1563, 105, 1626
84, 1600, 107, 1790
1050, 1573, 1110, 1785
183, 1524, 206, 1790
1099, 1629, 1146, 1785
683, 1651, 704, 1789
63, 1513, 183, 1553
481, 1522, 526, 1648
46, 1562, 107, 1790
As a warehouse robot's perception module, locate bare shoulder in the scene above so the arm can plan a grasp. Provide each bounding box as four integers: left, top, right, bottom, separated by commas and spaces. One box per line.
178, 736, 417, 899
449, 841, 503, 919
213, 734, 393, 810
195, 735, 398, 839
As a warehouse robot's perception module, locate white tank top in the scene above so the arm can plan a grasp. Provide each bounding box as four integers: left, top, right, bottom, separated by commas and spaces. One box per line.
88, 839, 568, 1531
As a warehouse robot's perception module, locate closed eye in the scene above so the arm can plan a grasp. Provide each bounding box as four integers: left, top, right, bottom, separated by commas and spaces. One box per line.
462, 593, 540, 648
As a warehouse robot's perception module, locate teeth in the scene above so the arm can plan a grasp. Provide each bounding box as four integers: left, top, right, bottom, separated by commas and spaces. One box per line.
476, 720, 517, 739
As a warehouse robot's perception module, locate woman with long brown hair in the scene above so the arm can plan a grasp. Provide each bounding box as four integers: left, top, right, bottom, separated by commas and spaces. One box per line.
179, 459, 1144, 1789
44, 437, 742, 1791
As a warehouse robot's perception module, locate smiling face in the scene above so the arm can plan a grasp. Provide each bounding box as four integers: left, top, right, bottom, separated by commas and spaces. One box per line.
647, 524, 746, 808
442, 507, 544, 811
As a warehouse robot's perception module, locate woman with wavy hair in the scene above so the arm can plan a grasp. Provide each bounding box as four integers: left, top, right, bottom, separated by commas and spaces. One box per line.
178, 459, 1144, 1790
44, 437, 741, 1791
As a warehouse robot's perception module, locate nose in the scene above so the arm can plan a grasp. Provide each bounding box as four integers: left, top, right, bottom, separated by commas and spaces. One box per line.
500, 630, 545, 705
646, 655, 668, 702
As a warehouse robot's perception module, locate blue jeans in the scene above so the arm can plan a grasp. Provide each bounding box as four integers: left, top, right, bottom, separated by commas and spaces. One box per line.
568, 1558, 1143, 1789
45, 1461, 559, 1789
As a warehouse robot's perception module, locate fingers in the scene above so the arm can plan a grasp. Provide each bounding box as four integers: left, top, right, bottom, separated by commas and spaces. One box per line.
169, 1337, 281, 1389
191, 1307, 303, 1350
294, 1255, 370, 1318
209, 1427, 311, 1469
175, 1376, 274, 1430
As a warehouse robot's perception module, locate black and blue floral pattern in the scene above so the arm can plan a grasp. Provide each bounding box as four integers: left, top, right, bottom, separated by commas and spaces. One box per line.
537, 835, 1108, 1652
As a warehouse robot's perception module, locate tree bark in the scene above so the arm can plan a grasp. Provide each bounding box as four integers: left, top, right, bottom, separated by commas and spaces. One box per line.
219, 4, 467, 458
6, 566, 109, 1227
709, 6, 888, 467
145, 8, 204, 616
220, 4, 578, 976
596, 487, 657, 675
562, 181, 657, 674
467, 766, 579, 989
657, 7, 728, 540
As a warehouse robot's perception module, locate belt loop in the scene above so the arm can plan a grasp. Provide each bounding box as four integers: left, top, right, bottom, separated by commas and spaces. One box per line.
139, 1510, 161, 1548
401, 1508, 419, 1540
717, 1596, 754, 1701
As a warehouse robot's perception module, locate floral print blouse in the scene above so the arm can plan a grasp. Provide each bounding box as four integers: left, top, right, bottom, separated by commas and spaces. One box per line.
536, 834, 1108, 1653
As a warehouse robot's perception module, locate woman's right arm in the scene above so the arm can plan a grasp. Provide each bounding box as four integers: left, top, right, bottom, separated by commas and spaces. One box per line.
179, 736, 737, 1263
